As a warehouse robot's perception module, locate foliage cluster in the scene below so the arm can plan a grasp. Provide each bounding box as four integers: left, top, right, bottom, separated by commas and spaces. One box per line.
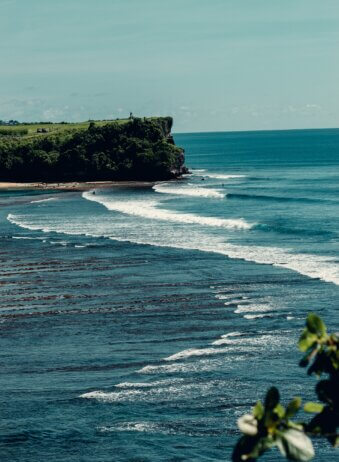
0, 117, 185, 181
0, 128, 28, 136
233, 314, 338, 461
0, 119, 130, 138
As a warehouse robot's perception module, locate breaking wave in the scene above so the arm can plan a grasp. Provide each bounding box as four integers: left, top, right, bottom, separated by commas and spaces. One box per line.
153, 183, 225, 198
82, 192, 252, 230
6, 192, 339, 286
206, 174, 245, 180
30, 197, 56, 204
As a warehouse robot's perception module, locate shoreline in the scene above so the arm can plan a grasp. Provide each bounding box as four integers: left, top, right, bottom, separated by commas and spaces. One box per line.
0, 180, 157, 191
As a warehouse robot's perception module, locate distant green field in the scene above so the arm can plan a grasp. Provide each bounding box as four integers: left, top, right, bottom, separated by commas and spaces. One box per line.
0, 119, 130, 138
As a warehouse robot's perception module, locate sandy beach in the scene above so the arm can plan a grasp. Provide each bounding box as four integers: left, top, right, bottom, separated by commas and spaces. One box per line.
0, 181, 156, 191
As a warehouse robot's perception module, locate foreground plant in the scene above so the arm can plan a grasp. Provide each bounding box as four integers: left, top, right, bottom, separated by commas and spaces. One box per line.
232, 313, 338, 461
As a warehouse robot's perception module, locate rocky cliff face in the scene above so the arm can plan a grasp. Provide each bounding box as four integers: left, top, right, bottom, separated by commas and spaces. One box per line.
152, 116, 188, 177
158, 117, 187, 177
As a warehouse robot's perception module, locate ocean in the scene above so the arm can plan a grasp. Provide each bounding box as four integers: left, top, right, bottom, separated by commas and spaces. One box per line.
0, 128, 338, 461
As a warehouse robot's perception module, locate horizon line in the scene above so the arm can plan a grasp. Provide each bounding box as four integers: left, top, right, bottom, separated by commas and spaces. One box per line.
173, 126, 339, 135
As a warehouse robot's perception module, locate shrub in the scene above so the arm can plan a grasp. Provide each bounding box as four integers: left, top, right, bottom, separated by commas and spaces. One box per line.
233, 314, 338, 461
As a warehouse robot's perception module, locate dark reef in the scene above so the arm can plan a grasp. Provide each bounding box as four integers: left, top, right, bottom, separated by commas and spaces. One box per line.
0, 117, 187, 182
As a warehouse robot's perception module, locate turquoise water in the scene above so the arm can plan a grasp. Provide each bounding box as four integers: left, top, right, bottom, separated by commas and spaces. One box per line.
0, 129, 338, 461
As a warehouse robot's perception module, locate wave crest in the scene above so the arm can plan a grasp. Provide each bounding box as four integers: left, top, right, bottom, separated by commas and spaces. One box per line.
153, 183, 225, 198
82, 192, 253, 230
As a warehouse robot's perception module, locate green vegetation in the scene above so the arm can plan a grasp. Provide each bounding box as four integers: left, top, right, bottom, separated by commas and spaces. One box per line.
233, 313, 338, 461
0, 119, 130, 138
0, 117, 187, 181
0, 127, 28, 136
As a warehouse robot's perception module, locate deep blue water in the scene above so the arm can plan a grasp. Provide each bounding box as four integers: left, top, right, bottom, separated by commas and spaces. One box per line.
0, 129, 338, 461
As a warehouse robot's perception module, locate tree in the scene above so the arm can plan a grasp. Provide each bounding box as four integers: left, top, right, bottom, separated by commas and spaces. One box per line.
232, 314, 338, 461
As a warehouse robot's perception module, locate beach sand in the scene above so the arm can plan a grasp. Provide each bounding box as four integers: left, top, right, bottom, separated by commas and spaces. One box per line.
0, 181, 156, 191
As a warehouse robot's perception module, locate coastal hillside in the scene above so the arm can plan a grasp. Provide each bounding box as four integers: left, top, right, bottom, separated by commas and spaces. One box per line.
0, 117, 187, 181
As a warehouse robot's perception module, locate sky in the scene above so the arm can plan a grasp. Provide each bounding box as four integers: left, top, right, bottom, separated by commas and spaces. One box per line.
0, 0, 339, 132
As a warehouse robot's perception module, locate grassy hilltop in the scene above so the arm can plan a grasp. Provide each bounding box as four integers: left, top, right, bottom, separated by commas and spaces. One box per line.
0, 119, 130, 138
0, 117, 187, 182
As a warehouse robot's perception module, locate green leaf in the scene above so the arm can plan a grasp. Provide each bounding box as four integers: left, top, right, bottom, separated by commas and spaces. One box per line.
274, 403, 285, 419
253, 401, 264, 420
286, 397, 302, 418
306, 313, 326, 336
298, 330, 317, 352
277, 429, 314, 461
304, 402, 324, 413
264, 387, 280, 411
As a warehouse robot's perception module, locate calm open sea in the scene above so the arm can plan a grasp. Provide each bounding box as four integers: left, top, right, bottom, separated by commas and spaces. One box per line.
0, 129, 338, 461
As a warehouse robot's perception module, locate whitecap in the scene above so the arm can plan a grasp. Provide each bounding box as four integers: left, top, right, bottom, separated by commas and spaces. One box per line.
206, 174, 245, 180
98, 422, 173, 435
244, 314, 271, 320
138, 356, 246, 374
80, 390, 143, 402
153, 183, 225, 198
164, 347, 231, 361
8, 196, 339, 286
11, 235, 44, 240
115, 378, 184, 388
234, 304, 273, 314
30, 197, 56, 204
82, 193, 253, 230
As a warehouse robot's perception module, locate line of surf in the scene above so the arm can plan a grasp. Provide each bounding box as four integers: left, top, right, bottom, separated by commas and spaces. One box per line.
7, 205, 338, 286
153, 183, 225, 198
205, 174, 245, 180
30, 197, 56, 204
106, 234, 339, 286
82, 191, 252, 230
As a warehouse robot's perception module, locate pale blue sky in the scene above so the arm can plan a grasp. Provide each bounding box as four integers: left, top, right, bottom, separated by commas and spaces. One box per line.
1, 0, 339, 132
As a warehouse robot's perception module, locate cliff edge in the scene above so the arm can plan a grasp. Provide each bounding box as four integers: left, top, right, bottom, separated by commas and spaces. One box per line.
0, 117, 187, 182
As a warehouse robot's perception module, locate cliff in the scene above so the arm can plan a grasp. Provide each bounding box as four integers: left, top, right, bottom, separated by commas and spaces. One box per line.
0, 117, 187, 182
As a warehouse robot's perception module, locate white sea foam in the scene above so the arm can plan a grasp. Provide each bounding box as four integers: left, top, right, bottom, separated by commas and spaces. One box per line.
212, 338, 238, 346
244, 314, 270, 319
12, 235, 44, 240
30, 197, 56, 204
80, 390, 144, 402
211, 331, 243, 345
8, 192, 339, 286
206, 174, 245, 180
139, 332, 287, 376
81, 381, 226, 403
215, 294, 238, 300
8, 214, 54, 233
115, 378, 184, 388
164, 347, 231, 361
221, 332, 243, 338
212, 333, 278, 346
234, 304, 273, 314
98, 422, 173, 435
138, 356, 247, 374
82, 192, 252, 230
153, 183, 225, 198
191, 169, 206, 174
